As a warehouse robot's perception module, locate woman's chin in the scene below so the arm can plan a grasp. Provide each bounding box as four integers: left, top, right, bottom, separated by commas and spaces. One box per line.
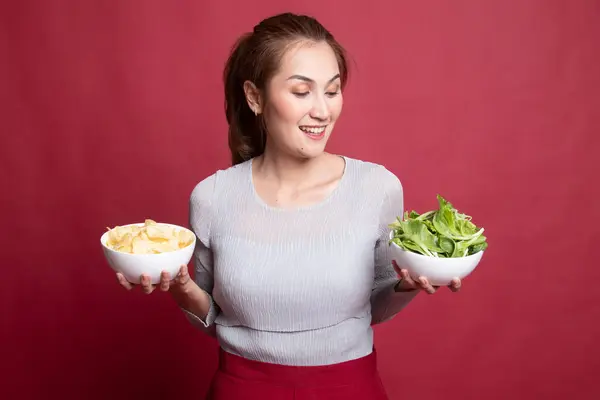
296, 144, 327, 159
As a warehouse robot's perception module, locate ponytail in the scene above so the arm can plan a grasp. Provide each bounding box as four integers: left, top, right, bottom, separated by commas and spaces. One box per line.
223, 34, 266, 166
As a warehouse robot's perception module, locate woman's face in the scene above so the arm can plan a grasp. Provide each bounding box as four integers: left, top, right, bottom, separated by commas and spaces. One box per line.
255, 41, 344, 160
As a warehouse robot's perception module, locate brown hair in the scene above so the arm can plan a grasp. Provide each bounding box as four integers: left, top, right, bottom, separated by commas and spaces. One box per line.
223, 13, 349, 165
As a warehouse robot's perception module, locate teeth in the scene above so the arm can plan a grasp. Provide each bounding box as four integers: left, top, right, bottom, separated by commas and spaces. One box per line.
300, 126, 326, 134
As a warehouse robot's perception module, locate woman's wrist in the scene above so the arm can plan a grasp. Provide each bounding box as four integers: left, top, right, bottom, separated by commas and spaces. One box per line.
170, 282, 210, 316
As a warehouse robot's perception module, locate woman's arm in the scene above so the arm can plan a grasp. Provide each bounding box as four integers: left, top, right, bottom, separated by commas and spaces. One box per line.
178, 173, 221, 337
370, 168, 420, 325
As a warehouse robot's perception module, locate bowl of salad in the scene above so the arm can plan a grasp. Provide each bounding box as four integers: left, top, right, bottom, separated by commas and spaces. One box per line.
389, 195, 487, 286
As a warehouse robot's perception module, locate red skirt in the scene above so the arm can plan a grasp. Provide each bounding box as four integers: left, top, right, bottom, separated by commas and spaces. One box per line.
206, 348, 389, 400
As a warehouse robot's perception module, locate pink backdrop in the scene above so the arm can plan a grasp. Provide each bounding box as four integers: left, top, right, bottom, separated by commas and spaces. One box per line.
2, 1, 599, 399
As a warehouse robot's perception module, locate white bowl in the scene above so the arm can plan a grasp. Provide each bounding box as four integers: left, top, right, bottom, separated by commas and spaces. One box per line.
100, 223, 196, 284
389, 231, 484, 286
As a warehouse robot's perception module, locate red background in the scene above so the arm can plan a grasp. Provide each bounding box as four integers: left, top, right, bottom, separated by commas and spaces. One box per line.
2, 1, 599, 399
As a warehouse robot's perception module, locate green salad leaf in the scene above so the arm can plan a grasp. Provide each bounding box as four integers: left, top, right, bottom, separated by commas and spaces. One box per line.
389, 195, 488, 258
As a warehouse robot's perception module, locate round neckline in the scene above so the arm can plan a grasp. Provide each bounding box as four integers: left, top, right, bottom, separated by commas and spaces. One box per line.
248, 155, 350, 213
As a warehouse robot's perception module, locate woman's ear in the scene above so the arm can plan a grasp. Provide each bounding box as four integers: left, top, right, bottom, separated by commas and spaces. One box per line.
243, 80, 262, 115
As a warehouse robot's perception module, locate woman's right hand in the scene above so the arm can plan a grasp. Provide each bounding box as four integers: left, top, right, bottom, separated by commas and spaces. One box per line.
116, 265, 194, 295
117, 265, 211, 321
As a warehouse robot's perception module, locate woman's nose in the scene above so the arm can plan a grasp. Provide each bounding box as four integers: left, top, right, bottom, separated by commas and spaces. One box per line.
309, 95, 330, 121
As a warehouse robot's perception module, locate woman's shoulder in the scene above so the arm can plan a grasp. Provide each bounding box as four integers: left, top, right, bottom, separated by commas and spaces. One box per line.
189, 160, 251, 206
343, 156, 402, 191
342, 156, 404, 214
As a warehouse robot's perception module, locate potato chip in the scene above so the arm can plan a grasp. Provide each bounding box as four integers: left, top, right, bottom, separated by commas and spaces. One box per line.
105, 219, 195, 254
178, 229, 194, 247
145, 225, 172, 241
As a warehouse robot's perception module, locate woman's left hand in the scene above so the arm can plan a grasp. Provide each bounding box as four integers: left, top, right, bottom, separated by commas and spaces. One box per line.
392, 260, 461, 294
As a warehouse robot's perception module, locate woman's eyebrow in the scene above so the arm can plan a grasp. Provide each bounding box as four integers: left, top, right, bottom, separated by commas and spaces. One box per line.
286, 73, 341, 84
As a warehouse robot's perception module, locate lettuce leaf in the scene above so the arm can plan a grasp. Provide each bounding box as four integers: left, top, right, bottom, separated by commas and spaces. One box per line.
389, 195, 488, 258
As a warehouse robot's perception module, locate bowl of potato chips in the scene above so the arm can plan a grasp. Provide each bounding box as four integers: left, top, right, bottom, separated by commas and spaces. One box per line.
101, 219, 196, 284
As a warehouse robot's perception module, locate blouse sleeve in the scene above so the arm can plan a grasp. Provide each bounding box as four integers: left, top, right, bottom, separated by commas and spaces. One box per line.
370, 168, 419, 324
180, 173, 221, 337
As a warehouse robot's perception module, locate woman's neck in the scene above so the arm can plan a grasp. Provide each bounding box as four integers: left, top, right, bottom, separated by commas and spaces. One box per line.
253, 147, 329, 189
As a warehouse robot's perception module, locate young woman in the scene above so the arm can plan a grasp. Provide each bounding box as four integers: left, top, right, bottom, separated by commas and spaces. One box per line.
117, 12, 461, 400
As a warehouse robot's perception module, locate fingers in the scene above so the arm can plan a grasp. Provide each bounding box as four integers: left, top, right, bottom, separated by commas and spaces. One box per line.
392, 260, 400, 275
161, 265, 191, 291
417, 276, 437, 294
160, 271, 171, 292
393, 261, 461, 294
399, 268, 417, 287
140, 274, 155, 294
175, 264, 191, 285
116, 273, 134, 290
392, 261, 426, 293
392, 260, 404, 282
393, 261, 414, 285
117, 272, 179, 294
448, 277, 461, 292
393, 261, 416, 290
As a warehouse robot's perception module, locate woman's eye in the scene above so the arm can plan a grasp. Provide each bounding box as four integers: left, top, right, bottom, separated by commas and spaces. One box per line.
293, 90, 339, 98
